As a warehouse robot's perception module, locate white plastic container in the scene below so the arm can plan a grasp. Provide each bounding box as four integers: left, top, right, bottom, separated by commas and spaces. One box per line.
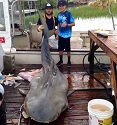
70, 31, 83, 50
70, 37, 83, 49
88, 99, 114, 125
48, 35, 58, 49
0, 84, 4, 95
48, 32, 83, 50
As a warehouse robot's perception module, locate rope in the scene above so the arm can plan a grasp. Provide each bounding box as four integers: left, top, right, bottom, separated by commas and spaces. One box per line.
83, 53, 115, 103
18, 104, 24, 125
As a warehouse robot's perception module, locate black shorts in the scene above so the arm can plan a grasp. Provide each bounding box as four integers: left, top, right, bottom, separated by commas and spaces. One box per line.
58, 36, 71, 52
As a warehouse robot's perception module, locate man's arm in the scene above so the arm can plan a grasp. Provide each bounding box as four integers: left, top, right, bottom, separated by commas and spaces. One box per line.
37, 18, 44, 32
61, 22, 75, 27
37, 18, 41, 25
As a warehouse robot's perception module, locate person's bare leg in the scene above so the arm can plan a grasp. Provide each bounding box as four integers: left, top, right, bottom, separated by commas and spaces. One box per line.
67, 51, 70, 57
59, 51, 63, 56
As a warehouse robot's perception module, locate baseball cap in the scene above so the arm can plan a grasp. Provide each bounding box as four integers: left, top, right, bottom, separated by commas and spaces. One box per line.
57, 0, 67, 7
45, 3, 53, 9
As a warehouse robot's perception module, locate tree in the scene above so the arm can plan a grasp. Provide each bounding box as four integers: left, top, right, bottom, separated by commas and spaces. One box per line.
37, 0, 57, 10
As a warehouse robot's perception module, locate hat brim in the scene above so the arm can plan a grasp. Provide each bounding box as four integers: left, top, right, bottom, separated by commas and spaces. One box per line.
45, 7, 53, 9
59, 4, 66, 6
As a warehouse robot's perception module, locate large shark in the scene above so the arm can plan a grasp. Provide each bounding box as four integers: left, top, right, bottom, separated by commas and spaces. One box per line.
23, 11, 69, 123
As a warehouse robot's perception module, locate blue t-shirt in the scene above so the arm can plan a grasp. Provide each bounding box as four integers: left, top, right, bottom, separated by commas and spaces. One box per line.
57, 11, 75, 38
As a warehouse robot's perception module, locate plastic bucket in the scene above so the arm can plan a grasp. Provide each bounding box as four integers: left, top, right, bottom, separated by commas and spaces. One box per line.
88, 99, 114, 125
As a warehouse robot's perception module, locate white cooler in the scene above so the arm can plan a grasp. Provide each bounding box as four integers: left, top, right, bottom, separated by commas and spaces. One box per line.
70, 31, 83, 50
48, 31, 83, 50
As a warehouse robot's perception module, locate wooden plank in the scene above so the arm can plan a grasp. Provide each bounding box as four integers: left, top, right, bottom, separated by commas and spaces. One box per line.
88, 30, 117, 109
3, 64, 117, 125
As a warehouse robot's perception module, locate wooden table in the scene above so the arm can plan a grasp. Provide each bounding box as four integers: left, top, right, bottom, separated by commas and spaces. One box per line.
88, 30, 117, 108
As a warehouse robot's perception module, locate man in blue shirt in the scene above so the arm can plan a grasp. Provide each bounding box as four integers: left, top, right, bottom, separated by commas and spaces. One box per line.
56, 0, 75, 67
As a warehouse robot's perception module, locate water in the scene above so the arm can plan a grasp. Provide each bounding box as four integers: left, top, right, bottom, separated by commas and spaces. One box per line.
73, 17, 117, 31
91, 104, 111, 112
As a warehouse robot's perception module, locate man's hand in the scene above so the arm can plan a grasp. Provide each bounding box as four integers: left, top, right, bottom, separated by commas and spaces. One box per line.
37, 25, 44, 32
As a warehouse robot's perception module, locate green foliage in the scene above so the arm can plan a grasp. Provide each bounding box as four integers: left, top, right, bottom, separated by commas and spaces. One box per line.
24, 4, 117, 29
54, 4, 117, 18
36, 0, 57, 10
69, 5, 109, 18
22, 0, 57, 10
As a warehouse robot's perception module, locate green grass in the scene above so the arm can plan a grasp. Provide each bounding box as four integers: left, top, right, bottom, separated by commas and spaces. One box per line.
54, 4, 117, 18
24, 4, 117, 29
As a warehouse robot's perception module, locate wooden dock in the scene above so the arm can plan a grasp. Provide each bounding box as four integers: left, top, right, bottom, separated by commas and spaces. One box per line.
2, 64, 117, 125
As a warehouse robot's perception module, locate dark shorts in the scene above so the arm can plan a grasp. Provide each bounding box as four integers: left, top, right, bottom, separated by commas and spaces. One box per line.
58, 36, 71, 52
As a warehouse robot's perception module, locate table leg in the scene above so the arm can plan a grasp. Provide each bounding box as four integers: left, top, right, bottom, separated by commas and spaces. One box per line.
88, 39, 94, 74
110, 60, 117, 108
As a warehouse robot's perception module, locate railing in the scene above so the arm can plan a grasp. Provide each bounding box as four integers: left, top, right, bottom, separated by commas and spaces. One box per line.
109, 3, 117, 30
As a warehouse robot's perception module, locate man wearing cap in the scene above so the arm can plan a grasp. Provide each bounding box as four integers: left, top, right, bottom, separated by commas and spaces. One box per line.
37, 3, 58, 37
56, 0, 75, 67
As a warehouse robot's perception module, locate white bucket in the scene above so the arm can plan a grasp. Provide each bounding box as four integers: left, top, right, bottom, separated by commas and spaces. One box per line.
88, 99, 114, 125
